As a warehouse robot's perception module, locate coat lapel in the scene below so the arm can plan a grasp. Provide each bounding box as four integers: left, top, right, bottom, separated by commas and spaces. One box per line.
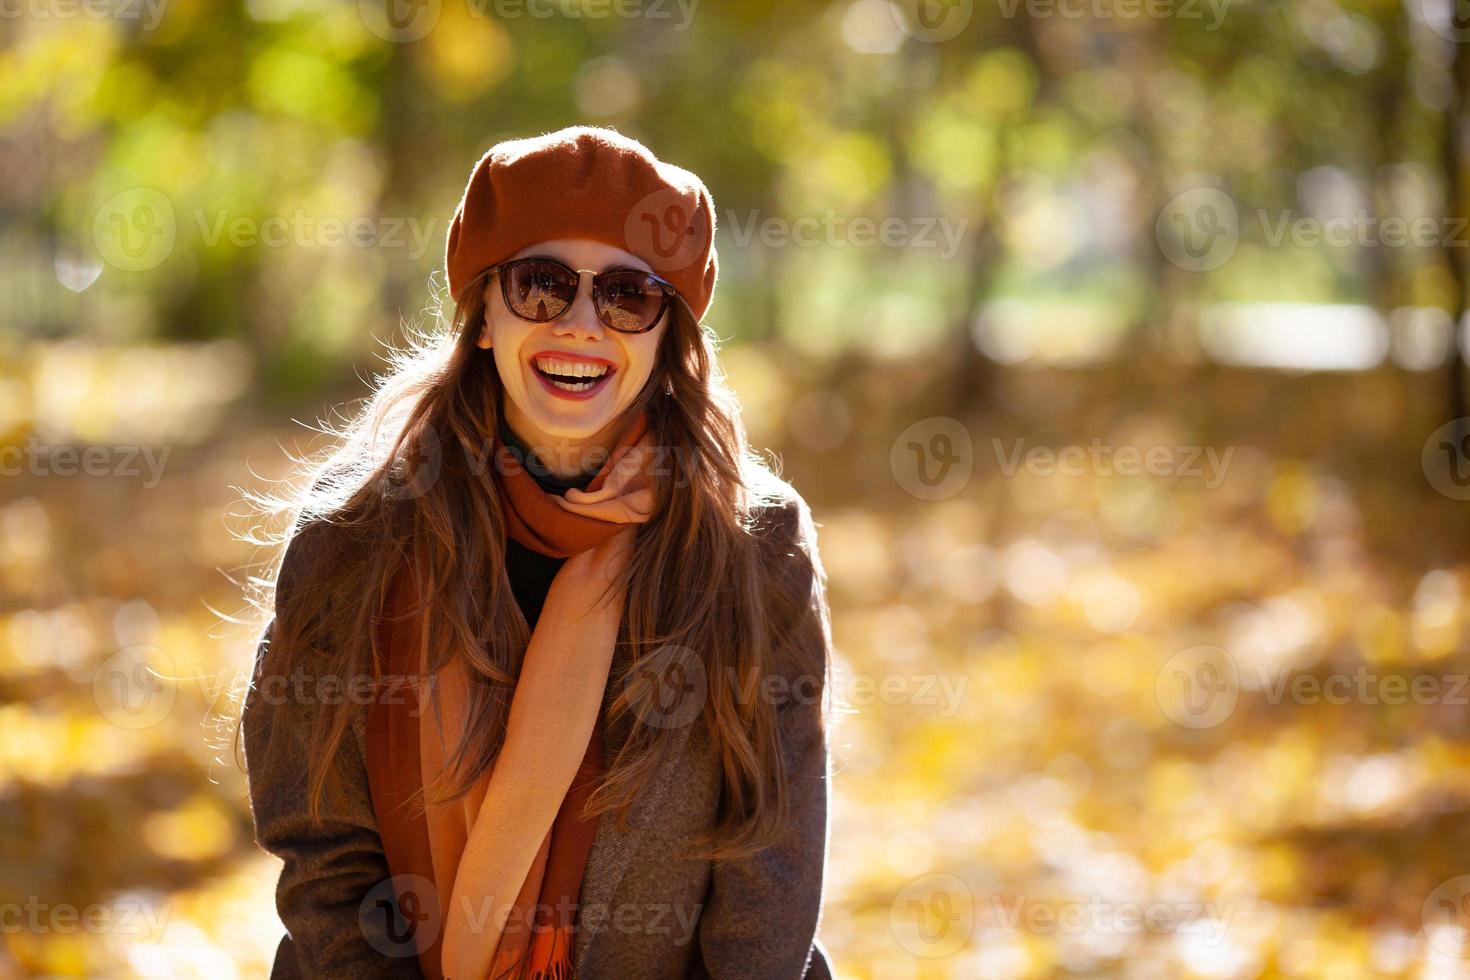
572, 646, 697, 974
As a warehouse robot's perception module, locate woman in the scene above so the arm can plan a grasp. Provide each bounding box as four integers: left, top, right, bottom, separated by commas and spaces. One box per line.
240, 126, 835, 980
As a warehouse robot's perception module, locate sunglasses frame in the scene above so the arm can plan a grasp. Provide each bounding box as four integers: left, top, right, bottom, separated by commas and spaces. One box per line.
488, 255, 680, 335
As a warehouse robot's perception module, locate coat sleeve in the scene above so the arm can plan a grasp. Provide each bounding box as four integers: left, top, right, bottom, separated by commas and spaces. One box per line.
241, 528, 426, 980
691, 493, 835, 980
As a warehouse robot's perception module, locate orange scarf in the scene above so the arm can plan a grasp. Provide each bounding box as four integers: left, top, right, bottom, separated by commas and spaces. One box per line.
495, 413, 654, 558
366, 410, 655, 980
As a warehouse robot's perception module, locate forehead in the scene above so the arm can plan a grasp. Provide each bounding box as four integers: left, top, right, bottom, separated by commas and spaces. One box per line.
509, 238, 653, 275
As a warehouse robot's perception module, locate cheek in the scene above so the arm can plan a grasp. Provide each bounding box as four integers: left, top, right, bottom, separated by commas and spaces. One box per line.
488, 319, 533, 380
485, 297, 523, 345
491, 345, 518, 387
623, 332, 664, 382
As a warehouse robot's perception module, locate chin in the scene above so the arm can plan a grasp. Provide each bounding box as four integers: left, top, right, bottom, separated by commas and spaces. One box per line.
530, 403, 615, 440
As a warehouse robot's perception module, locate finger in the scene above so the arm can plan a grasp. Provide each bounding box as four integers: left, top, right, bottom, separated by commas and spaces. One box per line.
622, 487, 654, 518
565, 449, 653, 504
553, 495, 651, 523
561, 484, 619, 505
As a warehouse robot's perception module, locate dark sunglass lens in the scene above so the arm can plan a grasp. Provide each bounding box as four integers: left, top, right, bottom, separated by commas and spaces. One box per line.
597, 272, 666, 332
505, 260, 577, 321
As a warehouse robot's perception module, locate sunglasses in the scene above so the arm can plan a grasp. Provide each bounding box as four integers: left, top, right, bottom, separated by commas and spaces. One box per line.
489, 256, 678, 334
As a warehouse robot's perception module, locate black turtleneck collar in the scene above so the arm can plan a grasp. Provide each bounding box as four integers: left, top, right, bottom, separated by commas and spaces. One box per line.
497, 418, 601, 497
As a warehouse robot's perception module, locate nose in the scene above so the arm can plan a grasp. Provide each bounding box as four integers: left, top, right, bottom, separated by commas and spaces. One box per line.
551, 270, 606, 342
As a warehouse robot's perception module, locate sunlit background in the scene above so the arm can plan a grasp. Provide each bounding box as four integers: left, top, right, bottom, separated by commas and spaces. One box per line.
7, 0, 1470, 976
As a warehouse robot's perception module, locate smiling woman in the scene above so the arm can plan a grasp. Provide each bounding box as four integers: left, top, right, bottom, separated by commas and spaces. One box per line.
238, 126, 835, 980
477, 242, 677, 465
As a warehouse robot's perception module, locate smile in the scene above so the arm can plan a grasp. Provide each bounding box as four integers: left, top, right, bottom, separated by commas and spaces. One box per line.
531, 353, 615, 400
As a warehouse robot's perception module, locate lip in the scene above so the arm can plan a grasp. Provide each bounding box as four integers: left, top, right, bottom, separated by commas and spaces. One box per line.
529, 350, 617, 367
528, 350, 617, 402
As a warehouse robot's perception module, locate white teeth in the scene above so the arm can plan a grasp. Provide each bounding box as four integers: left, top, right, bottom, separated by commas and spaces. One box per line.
534, 356, 609, 379
548, 378, 598, 392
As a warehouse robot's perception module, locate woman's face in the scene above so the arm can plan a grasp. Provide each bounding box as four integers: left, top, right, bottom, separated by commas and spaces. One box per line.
478, 238, 668, 449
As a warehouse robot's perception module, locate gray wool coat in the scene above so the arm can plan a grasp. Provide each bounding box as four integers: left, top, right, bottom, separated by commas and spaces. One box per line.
241, 486, 835, 980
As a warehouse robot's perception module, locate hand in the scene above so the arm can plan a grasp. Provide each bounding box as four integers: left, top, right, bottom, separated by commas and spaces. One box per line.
554, 433, 657, 523
551, 524, 639, 612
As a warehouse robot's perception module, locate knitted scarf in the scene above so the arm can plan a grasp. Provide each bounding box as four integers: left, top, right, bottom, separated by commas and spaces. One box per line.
365, 410, 654, 980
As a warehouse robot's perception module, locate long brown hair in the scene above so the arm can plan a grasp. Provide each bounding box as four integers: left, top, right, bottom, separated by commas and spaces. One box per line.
241, 274, 828, 860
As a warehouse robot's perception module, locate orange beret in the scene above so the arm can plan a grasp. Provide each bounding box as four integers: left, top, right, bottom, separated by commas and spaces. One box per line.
445, 125, 719, 321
